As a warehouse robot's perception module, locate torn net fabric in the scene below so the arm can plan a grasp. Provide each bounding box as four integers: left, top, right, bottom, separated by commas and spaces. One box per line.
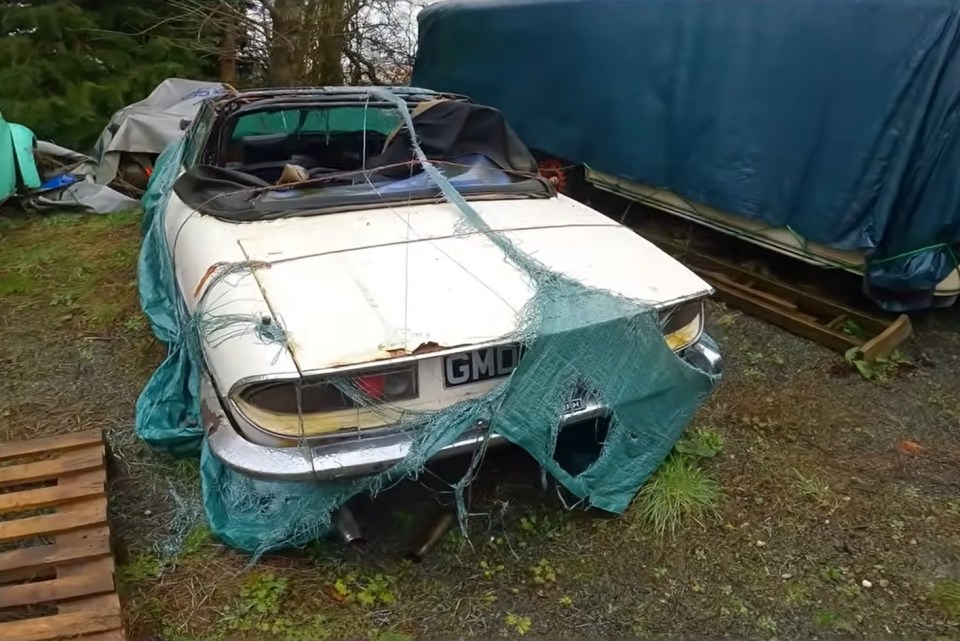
134, 89, 720, 559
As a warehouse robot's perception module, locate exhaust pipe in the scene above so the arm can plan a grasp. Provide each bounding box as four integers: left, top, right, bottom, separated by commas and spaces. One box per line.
333, 505, 365, 546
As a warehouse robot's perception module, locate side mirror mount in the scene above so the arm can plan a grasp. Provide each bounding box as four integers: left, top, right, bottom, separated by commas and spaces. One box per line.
180, 118, 192, 131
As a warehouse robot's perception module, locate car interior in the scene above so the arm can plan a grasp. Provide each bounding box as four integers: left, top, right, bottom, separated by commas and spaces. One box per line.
221, 129, 390, 185
174, 100, 550, 220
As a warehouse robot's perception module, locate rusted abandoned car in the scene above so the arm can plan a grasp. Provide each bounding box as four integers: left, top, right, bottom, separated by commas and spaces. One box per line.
157, 87, 722, 487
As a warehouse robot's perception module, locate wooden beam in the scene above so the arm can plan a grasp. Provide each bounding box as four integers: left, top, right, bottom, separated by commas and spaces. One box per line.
0, 430, 103, 463
0, 527, 111, 582
859, 313, 913, 362
0, 446, 104, 489
0, 568, 116, 608
0, 605, 121, 641
708, 279, 860, 353
0, 472, 105, 516
0, 499, 107, 544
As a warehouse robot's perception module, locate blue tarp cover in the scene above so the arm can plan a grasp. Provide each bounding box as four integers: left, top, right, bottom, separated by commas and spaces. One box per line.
412, 0, 960, 309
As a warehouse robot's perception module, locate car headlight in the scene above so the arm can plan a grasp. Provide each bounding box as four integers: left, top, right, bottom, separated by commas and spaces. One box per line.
233, 365, 418, 437
660, 300, 705, 352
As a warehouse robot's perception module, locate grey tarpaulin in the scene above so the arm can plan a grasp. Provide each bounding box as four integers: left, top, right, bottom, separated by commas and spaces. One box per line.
23, 141, 138, 214
90, 78, 227, 185
18, 79, 227, 214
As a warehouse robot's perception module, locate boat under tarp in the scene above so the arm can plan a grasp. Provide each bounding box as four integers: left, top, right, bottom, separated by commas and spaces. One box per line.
412, 0, 960, 310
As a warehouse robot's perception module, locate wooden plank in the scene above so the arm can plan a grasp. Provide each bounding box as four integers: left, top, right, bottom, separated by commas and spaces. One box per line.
53, 565, 119, 627
0, 605, 121, 641
0, 499, 106, 544
0, 568, 115, 608
0, 446, 104, 489
700, 269, 823, 325
704, 269, 800, 310
708, 279, 861, 353
0, 527, 110, 581
826, 314, 848, 329
0, 472, 105, 516
0, 430, 103, 464
859, 313, 914, 362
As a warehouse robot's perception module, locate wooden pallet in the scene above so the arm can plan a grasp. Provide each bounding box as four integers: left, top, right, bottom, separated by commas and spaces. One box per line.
0, 429, 125, 641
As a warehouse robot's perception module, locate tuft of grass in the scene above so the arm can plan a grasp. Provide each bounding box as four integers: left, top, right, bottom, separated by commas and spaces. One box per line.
931, 580, 960, 618
814, 609, 856, 633
177, 523, 215, 560
634, 454, 720, 537
117, 551, 166, 588
791, 469, 839, 511
0, 272, 33, 295
814, 609, 839, 627
819, 565, 846, 584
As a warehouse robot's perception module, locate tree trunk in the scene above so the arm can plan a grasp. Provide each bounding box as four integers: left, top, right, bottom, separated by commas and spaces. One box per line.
317, 0, 345, 85
268, 0, 304, 85
218, 17, 238, 82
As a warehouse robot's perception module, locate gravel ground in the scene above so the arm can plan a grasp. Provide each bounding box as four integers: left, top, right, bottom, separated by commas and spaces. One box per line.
1, 210, 958, 640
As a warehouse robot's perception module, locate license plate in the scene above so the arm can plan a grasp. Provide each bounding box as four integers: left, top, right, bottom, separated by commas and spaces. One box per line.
443, 345, 521, 388
442, 346, 587, 413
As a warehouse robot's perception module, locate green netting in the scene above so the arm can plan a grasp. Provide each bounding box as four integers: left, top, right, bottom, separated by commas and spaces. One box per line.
231, 106, 401, 139
135, 89, 720, 558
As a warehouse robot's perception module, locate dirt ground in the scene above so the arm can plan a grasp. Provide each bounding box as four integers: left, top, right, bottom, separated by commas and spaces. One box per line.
1, 209, 958, 641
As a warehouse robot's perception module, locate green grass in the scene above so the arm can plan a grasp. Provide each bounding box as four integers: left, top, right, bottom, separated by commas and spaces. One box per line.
931, 580, 960, 618
0, 209, 142, 333
117, 550, 167, 588
177, 523, 215, 560
630, 425, 723, 537
633, 454, 720, 537
5, 211, 958, 641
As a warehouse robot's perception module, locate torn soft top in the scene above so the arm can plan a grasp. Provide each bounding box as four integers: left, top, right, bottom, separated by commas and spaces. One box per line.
172, 99, 552, 221
367, 100, 540, 177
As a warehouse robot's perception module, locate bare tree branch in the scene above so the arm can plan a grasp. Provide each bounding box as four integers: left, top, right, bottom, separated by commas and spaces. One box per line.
139, 0, 427, 86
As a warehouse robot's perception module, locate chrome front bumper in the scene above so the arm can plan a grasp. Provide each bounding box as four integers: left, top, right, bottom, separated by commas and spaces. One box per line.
204, 334, 723, 482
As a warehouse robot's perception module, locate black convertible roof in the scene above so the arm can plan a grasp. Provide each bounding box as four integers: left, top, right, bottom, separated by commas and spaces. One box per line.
175, 90, 551, 222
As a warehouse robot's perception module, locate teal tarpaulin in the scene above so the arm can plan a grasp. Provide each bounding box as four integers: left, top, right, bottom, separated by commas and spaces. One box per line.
0, 114, 40, 202
412, 0, 960, 310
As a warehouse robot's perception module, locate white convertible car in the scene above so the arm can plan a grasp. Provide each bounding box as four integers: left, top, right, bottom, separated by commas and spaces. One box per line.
162, 87, 722, 483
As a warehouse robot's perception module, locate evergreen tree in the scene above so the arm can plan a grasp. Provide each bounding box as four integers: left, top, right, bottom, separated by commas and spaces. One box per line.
0, 1, 218, 151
